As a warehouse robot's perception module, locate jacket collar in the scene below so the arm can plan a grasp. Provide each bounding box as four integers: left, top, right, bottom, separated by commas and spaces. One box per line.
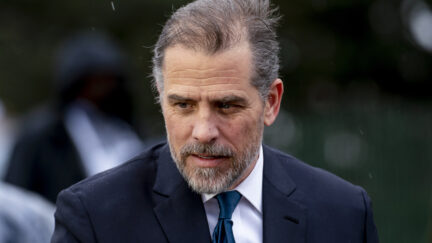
262, 145, 307, 243
152, 144, 212, 243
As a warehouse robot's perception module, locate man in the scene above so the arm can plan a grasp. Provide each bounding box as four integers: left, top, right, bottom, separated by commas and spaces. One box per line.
52, 0, 379, 242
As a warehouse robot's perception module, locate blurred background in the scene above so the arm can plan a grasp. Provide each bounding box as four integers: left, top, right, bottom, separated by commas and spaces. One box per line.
0, 0, 431, 242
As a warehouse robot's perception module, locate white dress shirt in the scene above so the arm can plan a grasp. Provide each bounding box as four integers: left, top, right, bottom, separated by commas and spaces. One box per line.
202, 146, 263, 243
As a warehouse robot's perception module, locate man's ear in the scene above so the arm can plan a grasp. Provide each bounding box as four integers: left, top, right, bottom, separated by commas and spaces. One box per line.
264, 78, 283, 126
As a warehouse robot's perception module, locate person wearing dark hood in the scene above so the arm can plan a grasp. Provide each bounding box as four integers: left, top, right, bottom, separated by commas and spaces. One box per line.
3, 31, 144, 203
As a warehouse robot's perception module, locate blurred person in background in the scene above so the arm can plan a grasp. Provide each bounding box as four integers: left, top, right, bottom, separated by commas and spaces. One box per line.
0, 182, 54, 243
0, 99, 53, 243
3, 31, 144, 203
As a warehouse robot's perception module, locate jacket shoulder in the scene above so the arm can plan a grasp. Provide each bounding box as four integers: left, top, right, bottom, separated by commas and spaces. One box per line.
263, 145, 365, 203
263, 145, 379, 242
53, 142, 169, 242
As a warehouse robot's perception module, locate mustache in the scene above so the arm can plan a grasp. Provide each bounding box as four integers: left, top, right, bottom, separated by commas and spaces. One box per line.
180, 143, 234, 158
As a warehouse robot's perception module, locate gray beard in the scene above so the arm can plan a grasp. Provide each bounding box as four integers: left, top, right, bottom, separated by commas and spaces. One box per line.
168, 139, 261, 194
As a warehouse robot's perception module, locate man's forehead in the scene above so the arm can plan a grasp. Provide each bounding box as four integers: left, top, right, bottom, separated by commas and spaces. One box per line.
165, 80, 252, 97
162, 43, 253, 86
163, 43, 252, 70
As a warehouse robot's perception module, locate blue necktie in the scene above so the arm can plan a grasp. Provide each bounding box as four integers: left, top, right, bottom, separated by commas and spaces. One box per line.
212, 191, 242, 243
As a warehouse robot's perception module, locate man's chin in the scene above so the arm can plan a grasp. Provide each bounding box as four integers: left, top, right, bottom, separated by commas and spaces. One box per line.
183, 167, 234, 194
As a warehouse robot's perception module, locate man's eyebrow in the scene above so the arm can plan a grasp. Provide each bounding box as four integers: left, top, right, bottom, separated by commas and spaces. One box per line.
167, 94, 247, 104
217, 95, 247, 104
167, 94, 194, 102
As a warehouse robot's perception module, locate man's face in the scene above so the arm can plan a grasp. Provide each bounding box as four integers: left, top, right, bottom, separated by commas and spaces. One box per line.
161, 42, 266, 194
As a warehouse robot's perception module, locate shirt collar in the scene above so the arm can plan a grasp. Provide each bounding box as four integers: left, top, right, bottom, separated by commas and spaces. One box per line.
202, 145, 264, 213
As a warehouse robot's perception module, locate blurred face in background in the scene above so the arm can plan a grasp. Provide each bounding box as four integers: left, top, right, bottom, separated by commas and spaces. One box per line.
160, 42, 282, 194
76, 73, 133, 122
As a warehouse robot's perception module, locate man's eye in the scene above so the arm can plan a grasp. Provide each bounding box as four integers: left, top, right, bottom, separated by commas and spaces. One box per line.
176, 102, 189, 108
218, 103, 232, 109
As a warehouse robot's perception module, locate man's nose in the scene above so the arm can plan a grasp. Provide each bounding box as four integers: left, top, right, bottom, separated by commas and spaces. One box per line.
192, 109, 219, 144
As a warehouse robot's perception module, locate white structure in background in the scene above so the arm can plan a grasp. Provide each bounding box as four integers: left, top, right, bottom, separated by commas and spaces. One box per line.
402, 0, 432, 53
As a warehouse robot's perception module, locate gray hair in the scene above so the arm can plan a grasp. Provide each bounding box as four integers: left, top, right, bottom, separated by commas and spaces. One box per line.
152, 0, 281, 101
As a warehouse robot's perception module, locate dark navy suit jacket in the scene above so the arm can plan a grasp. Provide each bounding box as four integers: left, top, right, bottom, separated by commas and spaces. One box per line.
52, 142, 379, 242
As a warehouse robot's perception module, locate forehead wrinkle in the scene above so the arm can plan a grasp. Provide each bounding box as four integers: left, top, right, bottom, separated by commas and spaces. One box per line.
165, 68, 245, 80
167, 68, 238, 74
166, 82, 253, 91
166, 86, 250, 100
167, 77, 246, 86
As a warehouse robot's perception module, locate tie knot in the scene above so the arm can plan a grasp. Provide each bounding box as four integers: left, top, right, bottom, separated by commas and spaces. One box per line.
216, 191, 242, 219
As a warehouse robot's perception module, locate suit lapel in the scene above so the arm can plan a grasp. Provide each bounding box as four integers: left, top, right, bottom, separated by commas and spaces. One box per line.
152, 145, 211, 243
262, 145, 307, 243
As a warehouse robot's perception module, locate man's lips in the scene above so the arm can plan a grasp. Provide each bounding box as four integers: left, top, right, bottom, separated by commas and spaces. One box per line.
189, 154, 230, 167
194, 154, 225, 159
